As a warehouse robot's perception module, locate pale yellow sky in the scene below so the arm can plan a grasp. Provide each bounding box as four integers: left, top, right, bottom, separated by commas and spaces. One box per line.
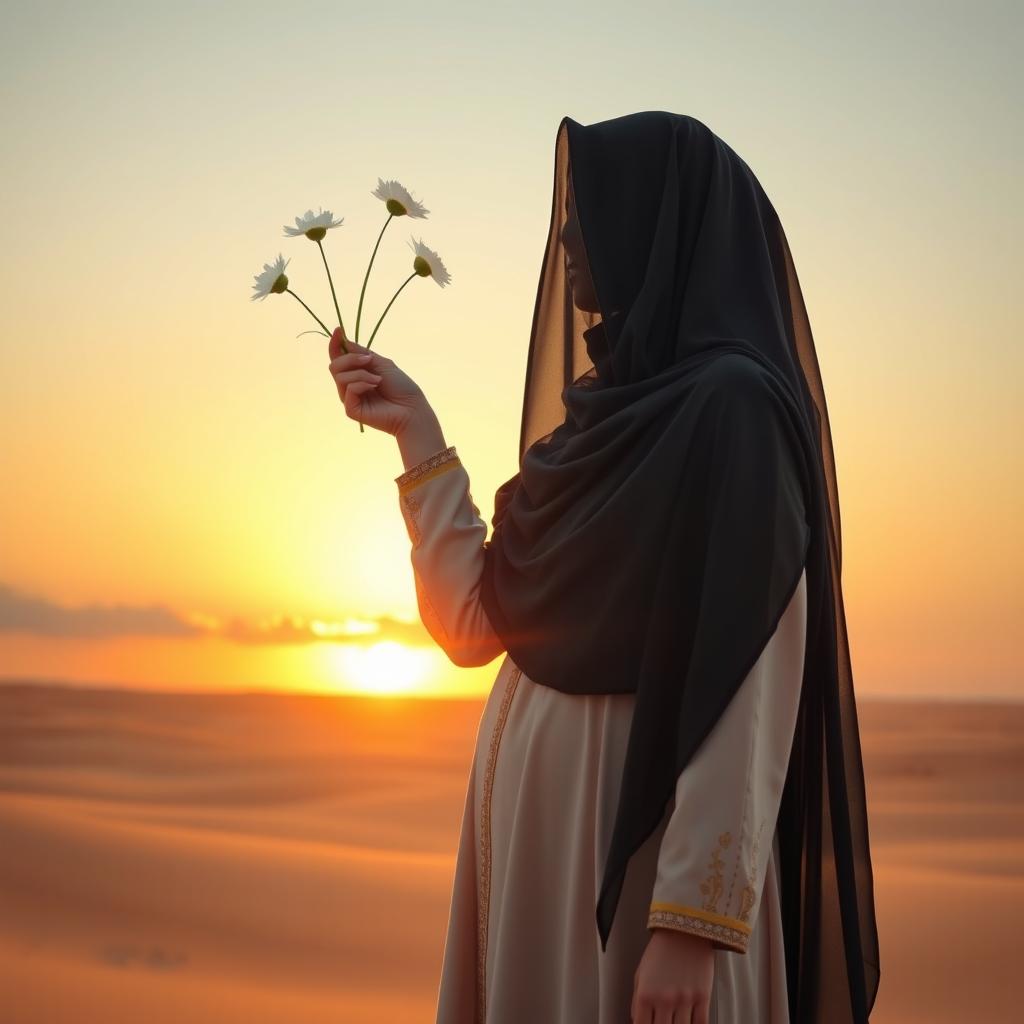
0, 1, 1020, 699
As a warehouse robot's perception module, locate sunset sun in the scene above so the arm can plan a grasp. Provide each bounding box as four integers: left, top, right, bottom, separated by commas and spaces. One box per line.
339, 640, 433, 696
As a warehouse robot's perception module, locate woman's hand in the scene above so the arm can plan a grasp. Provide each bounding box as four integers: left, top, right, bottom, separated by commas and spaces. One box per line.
631, 928, 715, 1023
327, 326, 429, 436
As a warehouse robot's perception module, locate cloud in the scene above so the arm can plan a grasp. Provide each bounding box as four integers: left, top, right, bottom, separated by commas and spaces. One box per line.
0, 584, 200, 638
0, 583, 431, 647
218, 612, 430, 647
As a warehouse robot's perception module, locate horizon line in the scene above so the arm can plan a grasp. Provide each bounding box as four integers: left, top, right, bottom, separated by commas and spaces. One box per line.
0, 675, 1021, 707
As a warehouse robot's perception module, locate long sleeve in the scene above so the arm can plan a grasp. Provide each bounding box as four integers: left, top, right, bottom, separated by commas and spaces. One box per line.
395, 444, 506, 668
647, 566, 808, 954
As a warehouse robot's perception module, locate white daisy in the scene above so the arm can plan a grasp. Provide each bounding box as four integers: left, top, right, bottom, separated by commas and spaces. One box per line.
283, 207, 344, 241
372, 178, 430, 219
408, 236, 451, 288
250, 253, 290, 301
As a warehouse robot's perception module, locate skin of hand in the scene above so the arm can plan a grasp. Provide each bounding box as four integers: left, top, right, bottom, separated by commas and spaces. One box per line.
631, 927, 715, 1024
327, 326, 430, 436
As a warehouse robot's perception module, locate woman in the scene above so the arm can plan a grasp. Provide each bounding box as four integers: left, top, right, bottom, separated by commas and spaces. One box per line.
328, 111, 880, 1023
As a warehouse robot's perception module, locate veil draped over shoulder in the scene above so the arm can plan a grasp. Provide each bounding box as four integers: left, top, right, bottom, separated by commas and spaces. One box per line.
479, 111, 880, 1023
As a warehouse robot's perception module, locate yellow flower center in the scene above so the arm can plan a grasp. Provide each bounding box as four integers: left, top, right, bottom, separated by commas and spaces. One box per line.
386, 198, 408, 216
305, 226, 327, 241
412, 256, 432, 277
271, 273, 288, 294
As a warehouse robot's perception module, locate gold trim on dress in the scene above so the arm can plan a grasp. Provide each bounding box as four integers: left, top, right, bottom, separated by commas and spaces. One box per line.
648, 901, 751, 954
477, 664, 522, 1023
395, 445, 460, 494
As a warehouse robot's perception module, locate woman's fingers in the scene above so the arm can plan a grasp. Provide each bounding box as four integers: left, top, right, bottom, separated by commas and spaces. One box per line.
334, 369, 382, 407
344, 380, 379, 418
343, 337, 374, 355
328, 351, 375, 374
328, 325, 380, 361
328, 326, 352, 359
328, 341, 389, 378
334, 367, 383, 390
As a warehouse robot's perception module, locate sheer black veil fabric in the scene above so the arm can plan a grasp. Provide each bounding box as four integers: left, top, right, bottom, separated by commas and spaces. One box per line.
478, 112, 880, 1022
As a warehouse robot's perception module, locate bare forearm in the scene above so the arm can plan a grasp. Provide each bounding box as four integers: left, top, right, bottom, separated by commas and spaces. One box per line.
396, 403, 448, 472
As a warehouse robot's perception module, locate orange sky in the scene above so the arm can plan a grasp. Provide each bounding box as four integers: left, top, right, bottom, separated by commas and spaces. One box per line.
0, 2, 1020, 700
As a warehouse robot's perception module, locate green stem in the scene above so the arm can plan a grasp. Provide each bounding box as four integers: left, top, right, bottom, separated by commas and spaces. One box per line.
287, 287, 362, 431
356, 213, 393, 344
316, 238, 346, 338
366, 272, 418, 350
286, 288, 336, 344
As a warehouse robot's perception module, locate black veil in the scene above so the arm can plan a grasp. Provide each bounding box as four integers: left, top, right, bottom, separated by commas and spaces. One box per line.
479, 112, 880, 1022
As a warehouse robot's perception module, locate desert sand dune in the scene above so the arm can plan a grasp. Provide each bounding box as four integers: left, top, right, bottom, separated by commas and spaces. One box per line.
0, 682, 1020, 1022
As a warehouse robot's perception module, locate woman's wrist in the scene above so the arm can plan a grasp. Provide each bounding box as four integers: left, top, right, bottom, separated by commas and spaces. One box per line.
396, 404, 448, 472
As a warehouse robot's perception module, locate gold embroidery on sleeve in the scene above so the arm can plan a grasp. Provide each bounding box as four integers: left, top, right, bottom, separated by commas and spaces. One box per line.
699, 831, 732, 914
737, 884, 755, 925
648, 902, 751, 954
395, 445, 460, 494
737, 817, 767, 924
478, 665, 522, 1024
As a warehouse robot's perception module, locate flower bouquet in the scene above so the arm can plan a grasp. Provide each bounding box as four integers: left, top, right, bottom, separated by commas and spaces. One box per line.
250, 178, 451, 432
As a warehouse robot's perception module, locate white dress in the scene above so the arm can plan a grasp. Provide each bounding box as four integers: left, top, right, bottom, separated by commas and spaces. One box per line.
394, 444, 808, 1024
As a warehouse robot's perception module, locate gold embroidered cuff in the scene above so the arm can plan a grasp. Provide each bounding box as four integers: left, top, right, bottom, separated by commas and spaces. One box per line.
647, 902, 751, 954
395, 445, 460, 495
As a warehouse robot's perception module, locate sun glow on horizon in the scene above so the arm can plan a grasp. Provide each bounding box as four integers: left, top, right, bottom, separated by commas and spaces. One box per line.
335, 640, 435, 697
